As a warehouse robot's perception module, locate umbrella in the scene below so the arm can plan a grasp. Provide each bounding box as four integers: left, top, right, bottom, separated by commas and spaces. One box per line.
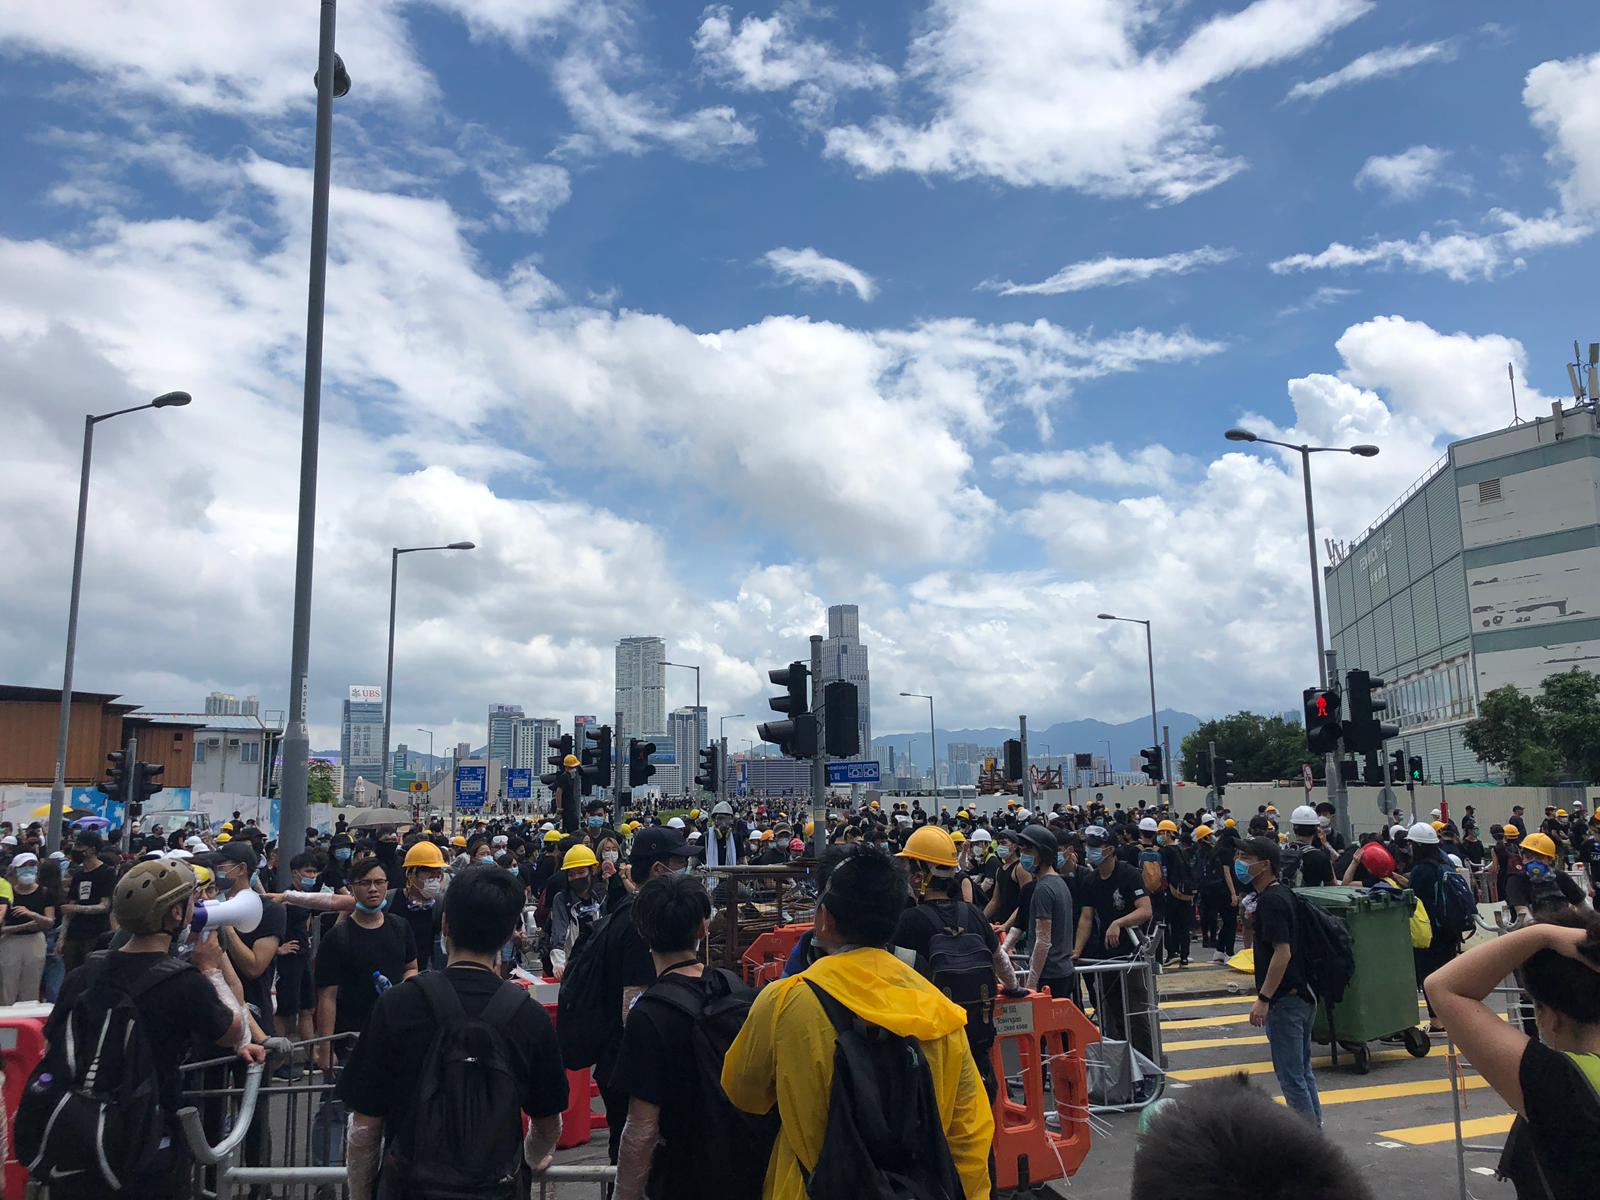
32, 804, 91, 819
345, 806, 413, 829
71, 816, 111, 829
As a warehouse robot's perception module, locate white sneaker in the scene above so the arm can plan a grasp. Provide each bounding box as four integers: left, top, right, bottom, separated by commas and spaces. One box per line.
1211, 951, 1226, 964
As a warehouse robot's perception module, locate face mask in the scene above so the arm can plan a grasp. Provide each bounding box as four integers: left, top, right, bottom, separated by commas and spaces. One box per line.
297, 876, 319, 891
421, 878, 443, 900
354, 895, 387, 915
588, 816, 604, 829
669, 865, 692, 878
602, 850, 619, 863
1056, 852, 1067, 870
1086, 847, 1105, 866
1234, 860, 1253, 884
1525, 860, 1554, 883
1019, 852, 1038, 873
998, 844, 1015, 860
1155, 834, 1166, 847
475, 856, 492, 866
17, 869, 36, 886
334, 847, 352, 862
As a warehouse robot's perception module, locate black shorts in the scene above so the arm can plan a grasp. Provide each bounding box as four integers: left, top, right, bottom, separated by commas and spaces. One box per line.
275, 951, 315, 1016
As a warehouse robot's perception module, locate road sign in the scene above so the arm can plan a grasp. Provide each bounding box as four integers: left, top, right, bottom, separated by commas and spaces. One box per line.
827, 761, 881, 784
408, 780, 429, 794
507, 768, 532, 800
454, 765, 487, 810
1302, 764, 1314, 795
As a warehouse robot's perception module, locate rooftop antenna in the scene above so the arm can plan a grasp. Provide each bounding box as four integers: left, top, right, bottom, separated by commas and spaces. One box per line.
1508, 362, 1523, 424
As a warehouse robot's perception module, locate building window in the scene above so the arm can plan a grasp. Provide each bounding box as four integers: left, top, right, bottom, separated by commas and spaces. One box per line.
240, 741, 260, 764
194, 741, 207, 765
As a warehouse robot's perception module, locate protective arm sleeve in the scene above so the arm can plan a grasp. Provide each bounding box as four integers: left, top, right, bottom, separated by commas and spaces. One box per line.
279, 891, 352, 912
345, 1113, 383, 1200
991, 943, 1019, 990
1027, 918, 1052, 988
614, 1106, 660, 1200
523, 1113, 561, 1172
202, 968, 248, 1052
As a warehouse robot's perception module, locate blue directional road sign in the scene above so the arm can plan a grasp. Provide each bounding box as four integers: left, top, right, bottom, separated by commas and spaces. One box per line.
507, 768, 532, 800
455, 765, 488, 810
827, 761, 882, 784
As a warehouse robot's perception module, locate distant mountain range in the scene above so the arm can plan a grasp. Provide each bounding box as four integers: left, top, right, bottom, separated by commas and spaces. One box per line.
871, 710, 1203, 773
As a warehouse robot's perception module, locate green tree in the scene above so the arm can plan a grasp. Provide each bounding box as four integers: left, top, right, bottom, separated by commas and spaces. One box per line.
1536, 668, 1600, 782
1462, 685, 1546, 782
308, 759, 338, 807
1179, 712, 1311, 783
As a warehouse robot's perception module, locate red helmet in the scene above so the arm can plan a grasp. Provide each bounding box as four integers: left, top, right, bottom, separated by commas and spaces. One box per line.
1358, 843, 1395, 879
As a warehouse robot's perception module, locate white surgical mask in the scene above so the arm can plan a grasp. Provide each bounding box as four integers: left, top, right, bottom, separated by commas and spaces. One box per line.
421, 878, 443, 900
602, 850, 619, 863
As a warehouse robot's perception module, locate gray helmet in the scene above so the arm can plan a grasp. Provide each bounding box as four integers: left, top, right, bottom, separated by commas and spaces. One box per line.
711, 801, 734, 818
1017, 824, 1057, 858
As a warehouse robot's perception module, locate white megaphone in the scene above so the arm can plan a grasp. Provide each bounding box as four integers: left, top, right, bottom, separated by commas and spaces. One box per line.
191, 889, 263, 935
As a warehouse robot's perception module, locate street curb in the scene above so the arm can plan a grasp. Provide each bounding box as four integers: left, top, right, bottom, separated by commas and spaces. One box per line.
1155, 981, 1251, 1001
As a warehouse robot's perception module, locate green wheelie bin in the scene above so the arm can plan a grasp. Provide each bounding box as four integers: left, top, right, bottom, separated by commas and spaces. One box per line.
1297, 885, 1431, 1073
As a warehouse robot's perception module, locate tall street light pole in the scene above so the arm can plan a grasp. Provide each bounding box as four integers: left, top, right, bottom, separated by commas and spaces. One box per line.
277, 10, 350, 888
1098, 613, 1161, 777
48, 391, 191, 854
662, 660, 701, 743
1224, 428, 1379, 686
381, 542, 474, 799
900, 692, 936, 797
415, 728, 435, 781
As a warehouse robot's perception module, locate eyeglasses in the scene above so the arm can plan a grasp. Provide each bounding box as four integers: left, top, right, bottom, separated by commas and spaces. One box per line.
352, 877, 387, 890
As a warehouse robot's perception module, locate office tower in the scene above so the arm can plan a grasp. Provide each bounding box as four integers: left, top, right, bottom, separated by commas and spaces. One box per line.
487, 705, 523, 771
615, 636, 667, 739
669, 706, 707, 797
340, 686, 385, 801
821, 604, 872, 761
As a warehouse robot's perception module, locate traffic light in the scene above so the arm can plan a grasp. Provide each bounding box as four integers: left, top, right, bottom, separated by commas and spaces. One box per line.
579, 724, 612, 796
1213, 757, 1233, 795
695, 744, 719, 793
1390, 748, 1406, 782
758, 661, 816, 759
1344, 669, 1398, 754
95, 751, 128, 801
546, 734, 574, 778
823, 681, 860, 757
129, 762, 164, 822
1303, 686, 1343, 755
1140, 746, 1163, 784
628, 739, 657, 788
1002, 739, 1024, 782
1362, 751, 1384, 787
1408, 755, 1425, 786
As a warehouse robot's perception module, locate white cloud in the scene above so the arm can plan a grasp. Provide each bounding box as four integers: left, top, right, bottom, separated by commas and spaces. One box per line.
992, 445, 1188, 491
1277, 285, 1358, 316
761, 246, 877, 301
694, 3, 895, 121
985, 246, 1234, 295
1354, 145, 1450, 200
1285, 40, 1455, 103
1524, 50, 1600, 214
822, 0, 1372, 203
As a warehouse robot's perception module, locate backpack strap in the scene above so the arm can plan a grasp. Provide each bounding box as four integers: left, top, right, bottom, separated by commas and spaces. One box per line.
414, 968, 468, 1027
635, 970, 710, 1023
128, 954, 193, 999
802, 978, 858, 1036
480, 979, 533, 1029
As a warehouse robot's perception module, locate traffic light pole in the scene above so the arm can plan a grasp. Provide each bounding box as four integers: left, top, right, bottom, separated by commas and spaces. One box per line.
718, 736, 728, 811
1018, 715, 1032, 809
1162, 724, 1171, 804
119, 734, 136, 853
1325, 649, 1351, 846
810, 635, 826, 860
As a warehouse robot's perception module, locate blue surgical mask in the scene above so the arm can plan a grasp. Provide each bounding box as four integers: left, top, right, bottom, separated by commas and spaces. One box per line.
334, 847, 352, 862
16, 869, 36, 886
1056, 852, 1066, 870
1086, 847, 1105, 866
297, 877, 319, 891
1019, 852, 1038, 873
1234, 860, 1252, 884
998, 844, 1015, 860
354, 896, 388, 915
588, 816, 604, 829
1155, 834, 1167, 847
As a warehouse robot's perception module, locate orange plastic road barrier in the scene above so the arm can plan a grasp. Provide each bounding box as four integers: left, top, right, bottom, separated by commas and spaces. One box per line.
741, 923, 811, 988
989, 989, 1099, 1191
0, 1006, 50, 1198
513, 977, 609, 1149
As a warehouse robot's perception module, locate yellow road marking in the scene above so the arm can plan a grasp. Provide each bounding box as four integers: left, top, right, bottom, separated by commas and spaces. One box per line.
1170, 1047, 1429, 1082
1276, 1074, 1489, 1107
1379, 1113, 1515, 1145
1162, 1012, 1255, 1030
1164, 1034, 1268, 1052
1160, 994, 1255, 1010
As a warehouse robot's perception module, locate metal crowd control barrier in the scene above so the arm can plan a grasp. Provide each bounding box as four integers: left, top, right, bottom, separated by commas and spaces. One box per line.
1074, 954, 1166, 1113
173, 1035, 617, 1200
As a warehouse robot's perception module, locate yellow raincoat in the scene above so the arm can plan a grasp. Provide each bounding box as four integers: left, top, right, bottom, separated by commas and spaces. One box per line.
721, 946, 994, 1200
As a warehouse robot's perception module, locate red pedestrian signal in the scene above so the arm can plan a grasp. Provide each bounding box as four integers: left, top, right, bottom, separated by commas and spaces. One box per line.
1303, 687, 1343, 755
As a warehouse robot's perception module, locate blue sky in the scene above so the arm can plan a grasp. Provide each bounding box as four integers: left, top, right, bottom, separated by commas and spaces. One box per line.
3, 1, 1599, 752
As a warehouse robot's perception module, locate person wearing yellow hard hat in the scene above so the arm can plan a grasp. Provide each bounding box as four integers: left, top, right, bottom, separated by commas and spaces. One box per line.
549, 844, 604, 978
1506, 830, 1585, 922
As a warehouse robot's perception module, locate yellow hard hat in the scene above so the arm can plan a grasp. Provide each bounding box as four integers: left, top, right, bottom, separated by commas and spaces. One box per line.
216, 832, 232, 843
543, 829, 563, 844
761, 829, 774, 841
804, 821, 815, 837
870, 800, 880, 808
1504, 826, 1521, 841
1194, 824, 1214, 841
221, 822, 235, 832
1157, 819, 1179, 834
562, 845, 599, 871
1224, 818, 1237, 828
1521, 832, 1558, 860
951, 831, 967, 844
896, 825, 958, 868
192, 864, 215, 887
1431, 820, 1446, 832
956, 809, 969, 819
1556, 808, 1569, 818
690, 809, 703, 820
403, 841, 447, 870
562, 754, 580, 768
1265, 805, 1277, 814
450, 835, 468, 848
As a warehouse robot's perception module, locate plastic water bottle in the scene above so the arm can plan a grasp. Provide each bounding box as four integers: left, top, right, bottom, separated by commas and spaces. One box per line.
372, 970, 393, 996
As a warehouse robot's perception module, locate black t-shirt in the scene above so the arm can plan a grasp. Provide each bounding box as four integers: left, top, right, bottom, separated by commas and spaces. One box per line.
1500, 1040, 1600, 1200
1252, 883, 1307, 1000
5, 886, 52, 928
386, 890, 443, 972
1298, 846, 1335, 887
593, 896, 657, 1085
1079, 863, 1147, 959
338, 963, 567, 1151
65, 860, 117, 938
45, 951, 232, 1110
231, 896, 287, 1022
611, 970, 717, 1200
1114, 842, 1141, 867
313, 915, 418, 1034
892, 897, 999, 966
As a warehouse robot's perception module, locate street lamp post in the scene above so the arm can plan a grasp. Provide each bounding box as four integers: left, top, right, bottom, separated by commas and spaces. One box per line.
1223, 429, 1379, 685
900, 692, 936, 797
415, 726, 436, 794
48, 391, 191, 853
1097, 613, 1161, 779
663, 662, 702, 766
381, 542, 474, 799
1102, 738, 1113, 786
277, 7, 352, 889
718, 713, 744, 806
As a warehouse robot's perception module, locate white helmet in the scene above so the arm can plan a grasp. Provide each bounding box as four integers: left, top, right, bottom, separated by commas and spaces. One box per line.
1407, 820, 1440, 845
1446, 853, 1463, 868
1291, 805, 1319, 826
1389, 824, 1408, 841
1202, 812, 1217, 824
712, 801, 734, 817
667, 816, 686, 829
540, 821, 555, 832
1138, 817, 1159, 833
1430, 809, 1441, 820
970, 828, 993, 843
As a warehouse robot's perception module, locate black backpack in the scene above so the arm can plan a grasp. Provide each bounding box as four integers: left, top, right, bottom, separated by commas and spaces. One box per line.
1437, 868, 1478, 945
633, 969, 778, 1199
391, 972, 530, 1200
1278, 842, 1305, 888
556, 895, 630, 1070
918, 902, 996, 1058
17, 952, 190, 1193
801, 980, 965, 1200
1291, 894, 1356, 1006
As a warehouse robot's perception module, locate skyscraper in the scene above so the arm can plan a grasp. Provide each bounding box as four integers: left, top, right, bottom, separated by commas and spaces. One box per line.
486, 704, 523, 773
669, 706, 707, 797
513, 717, 563, 802
615, 636, 667, 739
340, 685, 385, 802
821, 604, 872, 762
